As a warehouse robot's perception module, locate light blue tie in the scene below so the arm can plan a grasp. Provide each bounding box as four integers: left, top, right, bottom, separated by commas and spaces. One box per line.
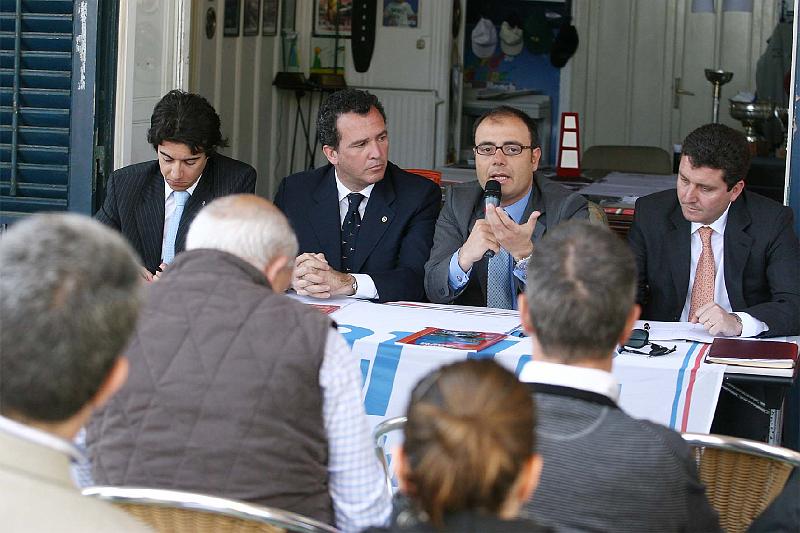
162, 191, 190, 264
487, 248, 514, 309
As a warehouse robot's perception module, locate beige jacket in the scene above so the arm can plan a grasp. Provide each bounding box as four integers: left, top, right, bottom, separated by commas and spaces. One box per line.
0, 422, 151, 532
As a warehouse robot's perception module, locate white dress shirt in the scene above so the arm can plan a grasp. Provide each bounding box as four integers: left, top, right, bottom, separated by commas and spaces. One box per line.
679, 206, 768, 337
519, 360, 620, 402
320, 330, 392, 532
161, 177, 202, 256
334, 172, 379, 300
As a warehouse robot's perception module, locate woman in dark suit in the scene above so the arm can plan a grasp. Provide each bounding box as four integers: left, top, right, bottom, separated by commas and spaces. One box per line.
365, 359, 551, 533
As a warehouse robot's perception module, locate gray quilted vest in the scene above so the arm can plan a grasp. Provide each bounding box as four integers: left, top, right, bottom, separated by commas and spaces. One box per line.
87, 249, 334, 524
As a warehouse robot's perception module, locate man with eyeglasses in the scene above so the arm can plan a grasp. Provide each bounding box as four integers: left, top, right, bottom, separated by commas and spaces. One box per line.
424, 105, 588, 308
275, 89, 441, 302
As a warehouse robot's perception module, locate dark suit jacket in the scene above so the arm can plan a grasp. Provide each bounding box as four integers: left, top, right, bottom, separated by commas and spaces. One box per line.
523, 384, 721, 532
274, 162, 441, 303
95, 153, 256, 273
628, 189, 800, 337
424, 176, 588, 307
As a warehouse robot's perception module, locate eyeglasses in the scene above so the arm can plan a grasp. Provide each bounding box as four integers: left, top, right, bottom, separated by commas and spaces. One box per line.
617, 328, 676, 357
473, 144, 534, 157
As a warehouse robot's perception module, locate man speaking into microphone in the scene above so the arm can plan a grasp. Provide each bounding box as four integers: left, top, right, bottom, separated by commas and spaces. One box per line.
424, 106, 588, 309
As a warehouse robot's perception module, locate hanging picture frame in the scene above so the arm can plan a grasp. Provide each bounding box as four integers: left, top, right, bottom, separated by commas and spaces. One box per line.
243, 0, 261, 36
314, 0, 352, 38
223, 0, 241, 37
382, 0, 418, 28
262, 0, 279, 35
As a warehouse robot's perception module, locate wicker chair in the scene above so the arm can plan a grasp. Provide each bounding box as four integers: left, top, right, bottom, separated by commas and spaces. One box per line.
373, 416, 407, 496
82, 486, 340, 533
681, 433, 800, 533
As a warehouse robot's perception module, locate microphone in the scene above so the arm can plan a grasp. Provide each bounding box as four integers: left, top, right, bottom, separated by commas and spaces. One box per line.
483, 180, 502, 259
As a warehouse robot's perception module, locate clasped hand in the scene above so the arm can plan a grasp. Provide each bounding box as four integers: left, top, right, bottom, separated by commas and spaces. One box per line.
691, 302, 743, 337
458, 205, 540, 272
293, 252, 354, 298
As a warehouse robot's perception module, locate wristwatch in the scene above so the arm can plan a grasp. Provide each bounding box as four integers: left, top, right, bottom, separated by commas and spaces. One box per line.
730, 312, 743, 334
351, 276, 358, 296
515, 253, 533, 272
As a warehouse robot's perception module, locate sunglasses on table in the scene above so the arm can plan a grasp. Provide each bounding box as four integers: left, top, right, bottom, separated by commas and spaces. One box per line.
617, 328, 676, 357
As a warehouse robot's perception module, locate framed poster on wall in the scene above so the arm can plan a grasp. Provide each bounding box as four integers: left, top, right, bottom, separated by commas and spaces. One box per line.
223, 0, 241, 36
383, 0, 418, 28
262, 0, 279, 35
243, 0, 261, 36
314, 0, 352, 37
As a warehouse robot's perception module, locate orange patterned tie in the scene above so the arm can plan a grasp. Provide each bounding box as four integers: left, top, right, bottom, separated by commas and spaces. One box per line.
689, 226, 715, 320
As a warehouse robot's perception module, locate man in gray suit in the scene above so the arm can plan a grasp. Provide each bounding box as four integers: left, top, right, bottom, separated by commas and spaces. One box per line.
0, 214, 148, 532
517, 221, 720, 532
424, 105, 587, 308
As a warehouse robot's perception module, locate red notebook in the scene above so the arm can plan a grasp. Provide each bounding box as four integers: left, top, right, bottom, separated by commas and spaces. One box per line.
398, 327, 506, 351
705, 338, 798, 371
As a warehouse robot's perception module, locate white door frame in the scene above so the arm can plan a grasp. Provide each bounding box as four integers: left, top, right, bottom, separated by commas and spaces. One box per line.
113, 0, 192, 169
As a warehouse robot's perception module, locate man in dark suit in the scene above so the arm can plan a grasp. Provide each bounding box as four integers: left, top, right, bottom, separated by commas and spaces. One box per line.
518, 221, 721, 532
274, 89, 441, 303
628, 123, 799, 338
424, 105, 587, 308
96, 90, 256, 280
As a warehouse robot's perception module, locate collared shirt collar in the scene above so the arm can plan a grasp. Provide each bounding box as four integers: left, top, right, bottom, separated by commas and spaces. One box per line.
689, 205, 730, 236
335, 169, 375, 202
163, 175, 202, 200
519, 360, 620, 403
500, 186, 532, 224
0, 414, 84, 463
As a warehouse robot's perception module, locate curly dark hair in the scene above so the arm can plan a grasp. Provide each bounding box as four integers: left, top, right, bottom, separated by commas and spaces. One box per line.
473, 105, 540, 148
147, 90, 229, 155
681, 123, 750, 190
316, 88, 387, 149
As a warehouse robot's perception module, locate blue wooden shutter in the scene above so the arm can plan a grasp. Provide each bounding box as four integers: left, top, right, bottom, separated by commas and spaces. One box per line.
1, 0, 98, 224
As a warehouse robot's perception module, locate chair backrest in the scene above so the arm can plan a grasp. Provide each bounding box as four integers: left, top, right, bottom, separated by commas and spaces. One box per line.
586, 200, 608, 226
582, 145, 673, 175
82, 486, 340, 533
681, 433, 800, 533
373, 416, 407, 496
405, 168, 442, 185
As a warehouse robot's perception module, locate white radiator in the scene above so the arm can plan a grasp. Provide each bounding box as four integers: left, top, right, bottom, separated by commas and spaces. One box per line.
364, 88, 437, 169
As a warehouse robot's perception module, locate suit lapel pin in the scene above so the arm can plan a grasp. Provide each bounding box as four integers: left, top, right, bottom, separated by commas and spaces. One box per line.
381, 216, 388, 223
202, 201, 206, 206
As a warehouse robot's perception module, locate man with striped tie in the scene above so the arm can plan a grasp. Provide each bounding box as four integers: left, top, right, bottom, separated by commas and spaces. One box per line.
275, 89, 441, 303
96, 90, 256, 280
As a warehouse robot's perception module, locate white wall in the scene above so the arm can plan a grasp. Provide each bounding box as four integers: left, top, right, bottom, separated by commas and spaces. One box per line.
189, 0, 280, 199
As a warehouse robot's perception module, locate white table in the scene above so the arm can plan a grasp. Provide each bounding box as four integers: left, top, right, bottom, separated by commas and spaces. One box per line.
325, 301, 727, 434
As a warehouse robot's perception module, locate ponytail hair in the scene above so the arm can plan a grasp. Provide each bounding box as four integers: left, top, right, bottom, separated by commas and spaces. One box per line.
402, 359, 536, 528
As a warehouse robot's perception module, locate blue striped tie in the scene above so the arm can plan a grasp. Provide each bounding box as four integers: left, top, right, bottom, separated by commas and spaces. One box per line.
162, 191, 190, 264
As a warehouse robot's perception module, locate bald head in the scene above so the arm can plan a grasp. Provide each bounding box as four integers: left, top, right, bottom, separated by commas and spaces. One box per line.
186, 194, 298, 272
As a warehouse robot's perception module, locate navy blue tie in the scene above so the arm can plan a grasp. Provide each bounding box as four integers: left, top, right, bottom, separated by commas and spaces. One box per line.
341, 193, 364, 273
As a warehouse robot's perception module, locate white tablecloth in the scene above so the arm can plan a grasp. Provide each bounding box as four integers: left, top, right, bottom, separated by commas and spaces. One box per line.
329, 301, 726, 434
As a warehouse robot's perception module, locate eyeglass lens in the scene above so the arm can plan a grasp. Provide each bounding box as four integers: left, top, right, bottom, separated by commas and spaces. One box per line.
474, 144, 525, 156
